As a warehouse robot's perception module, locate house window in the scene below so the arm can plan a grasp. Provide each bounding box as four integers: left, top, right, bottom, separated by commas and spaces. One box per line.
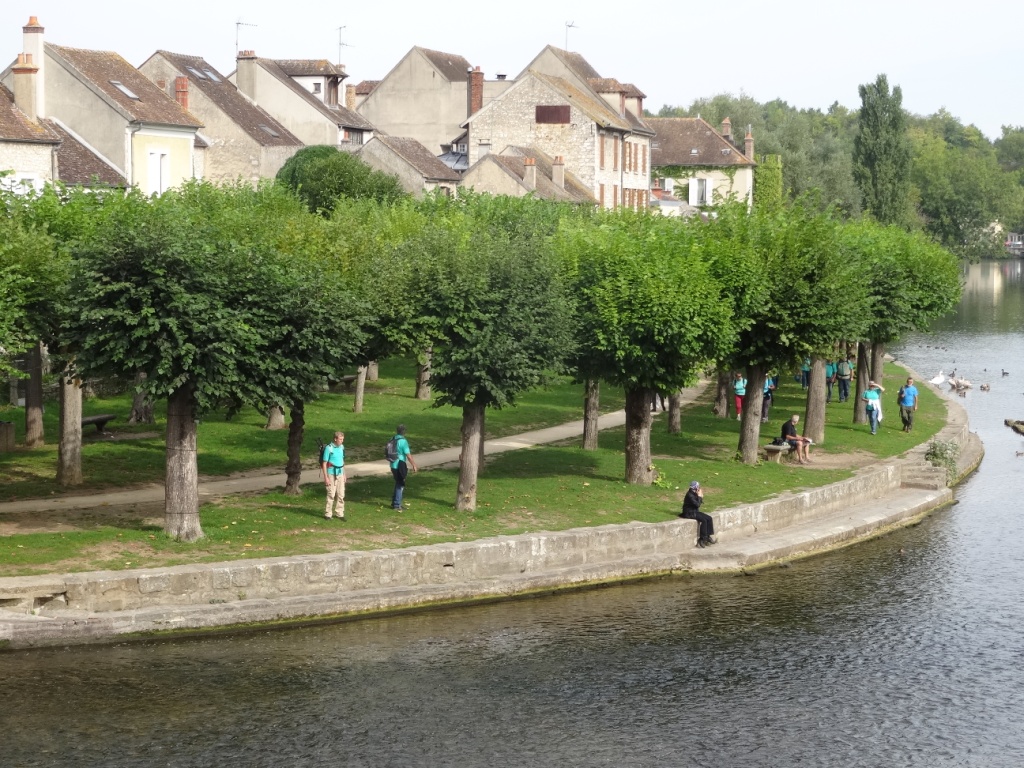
313, 82, 322, 94
110, 80, 140, 100
147, 150, 170, 196
642, 145, 647, 175
343, 130, 364, 145
535, 105, 570, 124
599, 183, 605, 207
479, 141, 492, 157
613, 136, 619, 171
457, 143, 467, 154
688, 178, 712, 207
613, 184, 619, 209
599, 135, 605, 170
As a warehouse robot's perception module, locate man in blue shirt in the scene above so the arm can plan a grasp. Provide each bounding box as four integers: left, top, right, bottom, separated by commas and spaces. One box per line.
321, 431, 346, 520
898, 377, 919, 432
390, 424, 419, 510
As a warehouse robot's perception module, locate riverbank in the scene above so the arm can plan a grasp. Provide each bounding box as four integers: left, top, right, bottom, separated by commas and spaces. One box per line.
0, 373, 981, 650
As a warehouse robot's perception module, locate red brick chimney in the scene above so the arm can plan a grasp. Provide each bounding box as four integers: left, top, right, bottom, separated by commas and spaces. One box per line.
469, 65, 484, 115
745, 126, 754, 160
523, 157, 537, 190
174, 76, 189, 110
721, 117, 732, 140
552, 156, 565, 189
12, 53, 39, 118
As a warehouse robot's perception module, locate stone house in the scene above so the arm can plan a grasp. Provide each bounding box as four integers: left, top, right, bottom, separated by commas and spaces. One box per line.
460, 145, 596, 204
0, 79, 59, 191
646, 116, 755, 209
139, 51, 303, 183
230, 52, 374, 149
357, 135, 460, 197
0, 17, 201, 196
460, 67, 653, 210
354, 47, 512, 155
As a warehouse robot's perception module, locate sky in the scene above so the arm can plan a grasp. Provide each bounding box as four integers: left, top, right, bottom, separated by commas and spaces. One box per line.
2, 0, 1020, 140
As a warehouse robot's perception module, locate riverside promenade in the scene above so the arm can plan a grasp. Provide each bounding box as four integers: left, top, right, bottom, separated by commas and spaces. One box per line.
0, 381, 983, 650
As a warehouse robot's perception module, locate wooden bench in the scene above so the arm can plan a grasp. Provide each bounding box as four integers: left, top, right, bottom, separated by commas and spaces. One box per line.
81, 413, 117, 433
328, 374, 359, 393
763, 443, 793, 463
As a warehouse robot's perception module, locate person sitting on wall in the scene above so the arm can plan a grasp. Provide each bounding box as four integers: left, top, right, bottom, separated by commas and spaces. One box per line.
680, 480, 716, 547
781, 414, 813, 464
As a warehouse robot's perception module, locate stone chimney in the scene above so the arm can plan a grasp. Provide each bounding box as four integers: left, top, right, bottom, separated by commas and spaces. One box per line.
22, 16, 45, 117
174, 76, 189, 110
552, 156, 565, 190
523, 157, 537, 190
469, 65, 484, 115
12, 53, 39, 119
721, 117, 732, 141
345, 84, 356, 111
235, 50, 258, 102
745, 126, 754, 160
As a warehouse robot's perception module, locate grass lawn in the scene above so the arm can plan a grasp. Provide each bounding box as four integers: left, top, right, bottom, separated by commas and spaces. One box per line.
0, 361, 947, 577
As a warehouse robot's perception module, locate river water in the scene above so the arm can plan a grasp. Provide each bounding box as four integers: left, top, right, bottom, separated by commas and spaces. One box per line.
2, 262, 1022, 767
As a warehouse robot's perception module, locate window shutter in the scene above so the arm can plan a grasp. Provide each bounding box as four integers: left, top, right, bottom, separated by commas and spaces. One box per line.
688, 179, 699, 206
706, 180, 714, 205
600, 135, 605, 170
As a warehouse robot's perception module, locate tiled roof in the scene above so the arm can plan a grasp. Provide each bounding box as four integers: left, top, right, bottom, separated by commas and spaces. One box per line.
274, 59, 345, 77
371, 135, 461, 181
354, 80, 379, 95
531, 72, 653, 135
48, 44, 201, 128
646, 117, 755, 167
620, 82, 646, 99
45, 120, 126, 187
257, 57, 374, 131
0, 84, 59, 143
548, 47, 602, 81
500, 145, 595, 204
588, 77, 626, 94
418, 48, 472, 82
153, 51, 302, 147
194, 133, 209, 149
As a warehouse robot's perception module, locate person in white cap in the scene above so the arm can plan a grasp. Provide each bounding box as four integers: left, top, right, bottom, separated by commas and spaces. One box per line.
680, 481, 716, 547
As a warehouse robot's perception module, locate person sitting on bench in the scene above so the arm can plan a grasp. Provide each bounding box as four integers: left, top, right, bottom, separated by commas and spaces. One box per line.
781, 414, 813, 464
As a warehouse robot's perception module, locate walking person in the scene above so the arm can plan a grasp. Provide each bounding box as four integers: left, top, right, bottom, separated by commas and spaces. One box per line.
389, 424, 418, 510
825, 359, 838, 403
898, 377, 919, 432
862, 381, 886, 435
836, 355, 854, 402
321, 431, 346, 520
679, 481, 716, 548
761, 375, 776, 423
732, 372, 747, 421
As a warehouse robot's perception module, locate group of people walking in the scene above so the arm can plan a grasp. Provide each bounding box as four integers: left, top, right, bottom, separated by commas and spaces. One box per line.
320, 425, 419, 521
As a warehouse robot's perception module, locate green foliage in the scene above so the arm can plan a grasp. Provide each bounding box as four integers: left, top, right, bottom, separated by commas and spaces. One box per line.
275, 145, 407, 215
925, 438, 960, 484
853, 74, 912, 226
754, 154, 784, 211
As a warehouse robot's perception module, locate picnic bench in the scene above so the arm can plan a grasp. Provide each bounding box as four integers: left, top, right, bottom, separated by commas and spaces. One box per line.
329, 374, 359, 392
81, 413, 116, 433
763, 443, 793, 463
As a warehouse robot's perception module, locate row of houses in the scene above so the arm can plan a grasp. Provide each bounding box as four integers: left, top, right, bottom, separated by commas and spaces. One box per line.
0, 16, 755, 213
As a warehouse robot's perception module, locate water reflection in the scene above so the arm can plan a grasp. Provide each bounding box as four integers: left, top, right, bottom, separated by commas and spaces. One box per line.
2, 262, 1023, 767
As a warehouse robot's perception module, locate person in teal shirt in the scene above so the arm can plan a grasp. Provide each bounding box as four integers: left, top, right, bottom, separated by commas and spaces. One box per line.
321, 431, 346, 519
732, 372, 747, 420
824, 360, 838, 403
862, 381, 885, 435
800, 357, 812, 390
390, 424, 419, 510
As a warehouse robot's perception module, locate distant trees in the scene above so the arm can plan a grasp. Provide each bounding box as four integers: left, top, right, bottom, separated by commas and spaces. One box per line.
853, 74, 912, 226
275, 145, 406, 215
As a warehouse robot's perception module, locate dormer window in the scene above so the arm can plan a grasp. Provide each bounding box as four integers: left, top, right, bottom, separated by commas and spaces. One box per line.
313, 82, 322, 94
690, 148, 699, 155
185, 66, 207, 80
110, 80, 140, 100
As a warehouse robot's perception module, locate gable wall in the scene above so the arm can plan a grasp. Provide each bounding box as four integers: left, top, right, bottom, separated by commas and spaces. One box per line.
231, 67, 338, 147
0, 141, 53, 187
460, 159, 527, 198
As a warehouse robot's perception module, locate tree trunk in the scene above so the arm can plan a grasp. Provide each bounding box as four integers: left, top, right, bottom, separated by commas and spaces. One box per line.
667, 390, 682, 434
712, 366, 731, 417
265, 404, 286, 430
415, 348, 432, 400
582, 378, 600, 450
871, 340, 886, 388
455, 402, 486, 511
737, 365, 766, 464
366, 361, 379, 382
353, 365, 368, 413
57, 364, 83, 487
853, 341, 870, 424
24, 340, 44, 448
284, 400, 305, 496
804, 356, 827, 444
127, 371, 154, 425
164, 383, 202, 542
624, 386, 654, 485
478, 408, 486, 472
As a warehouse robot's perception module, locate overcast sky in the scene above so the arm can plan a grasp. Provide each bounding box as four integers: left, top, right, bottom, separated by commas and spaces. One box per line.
3, 0, 1019, 140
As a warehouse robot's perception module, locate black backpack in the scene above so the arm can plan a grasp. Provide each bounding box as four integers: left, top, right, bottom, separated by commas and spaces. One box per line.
385, 436, 400, 462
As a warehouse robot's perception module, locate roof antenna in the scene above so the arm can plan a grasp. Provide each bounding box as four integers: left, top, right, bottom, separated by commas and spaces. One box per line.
565, 21, 579, 50
337, 26, 352, 67
236, 20, 257, 57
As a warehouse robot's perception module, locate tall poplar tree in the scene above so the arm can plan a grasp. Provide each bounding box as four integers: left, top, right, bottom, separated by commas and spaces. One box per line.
853, 74, 911, 226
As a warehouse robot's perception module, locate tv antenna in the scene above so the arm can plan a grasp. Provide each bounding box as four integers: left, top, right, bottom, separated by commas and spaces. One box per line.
565, 21, 579, 50
337, 26, 352, 66
235, 20, 257, 56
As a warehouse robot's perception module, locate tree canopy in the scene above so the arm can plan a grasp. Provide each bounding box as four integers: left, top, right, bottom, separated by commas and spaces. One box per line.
275, 146, 407, 215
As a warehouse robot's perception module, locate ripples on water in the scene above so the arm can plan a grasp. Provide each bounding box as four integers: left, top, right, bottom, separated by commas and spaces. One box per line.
3, 262, 1023, 767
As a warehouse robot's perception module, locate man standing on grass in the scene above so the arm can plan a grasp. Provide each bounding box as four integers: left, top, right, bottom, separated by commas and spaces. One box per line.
390, 424, 418, 510
898, 377, 919, 432
321, 431, 346, 520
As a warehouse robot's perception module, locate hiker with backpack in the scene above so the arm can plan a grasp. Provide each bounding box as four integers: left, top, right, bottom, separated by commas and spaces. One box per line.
897, 377, 919, 432
388, 424, 418, 511
321, 431, 346, 520
836, 355, 855, 403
